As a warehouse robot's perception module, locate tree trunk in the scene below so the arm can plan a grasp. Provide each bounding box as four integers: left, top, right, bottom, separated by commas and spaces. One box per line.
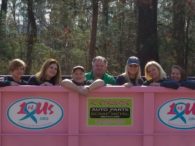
101, 0, 109, 57
137, 0, 159, 73
88, 0, 99, 69
25, 0, 37, 74
118, 0, 126, 72
184, 16, 190, 73
0, 0, 8, 51
173, 0, 186, 69
0, 0, 8, 33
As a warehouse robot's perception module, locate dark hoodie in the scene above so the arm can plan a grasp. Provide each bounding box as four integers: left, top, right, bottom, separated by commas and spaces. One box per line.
0, 76, 28, 87
143, 78, 179, 89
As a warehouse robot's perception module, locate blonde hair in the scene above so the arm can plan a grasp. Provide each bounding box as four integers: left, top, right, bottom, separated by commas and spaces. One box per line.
35, 58, 61, 85
9, 58, 26, 72
144, 61, 167, 81
121, 64, 142, 83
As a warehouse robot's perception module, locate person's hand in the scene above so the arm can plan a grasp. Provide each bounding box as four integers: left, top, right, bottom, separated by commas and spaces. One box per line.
40, 82, 53, 86
124, 82, 133, 87
10, 81, 20, 86
150, 82, 160, 86
0, 77, 4, 81
78, 86, 89, 96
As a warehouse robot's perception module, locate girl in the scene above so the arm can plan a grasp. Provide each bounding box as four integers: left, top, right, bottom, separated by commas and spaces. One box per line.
144, 61, 179, 89
28, 58, 61, 85
170, 65, 195, 89
116, 56, 143, 87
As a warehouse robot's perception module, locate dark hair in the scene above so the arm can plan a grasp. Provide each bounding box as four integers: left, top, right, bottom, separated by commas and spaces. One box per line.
171, 65, 186, 80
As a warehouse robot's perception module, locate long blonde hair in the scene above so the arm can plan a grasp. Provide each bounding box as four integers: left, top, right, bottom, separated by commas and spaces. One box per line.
122, 65, 142, 80
121, 56, 142, 84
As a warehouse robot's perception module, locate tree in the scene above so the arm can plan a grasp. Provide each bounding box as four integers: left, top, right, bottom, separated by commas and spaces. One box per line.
172, 0, 187, 70
0, 0, 194, 75
137, 0, 159, 72
0, 0, 8, 37
25, 0, 37, 74
0, 0, 8, 51
88, 0, 99, 69
100, 0, 109, 57
117, 0, 126, 72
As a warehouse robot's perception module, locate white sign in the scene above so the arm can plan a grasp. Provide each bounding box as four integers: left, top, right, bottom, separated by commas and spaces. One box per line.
7, 97, 64, 130
158, 98, 195, 129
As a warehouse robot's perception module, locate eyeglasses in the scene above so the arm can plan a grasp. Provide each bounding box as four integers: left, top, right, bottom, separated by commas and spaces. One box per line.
128, 64, 138, 68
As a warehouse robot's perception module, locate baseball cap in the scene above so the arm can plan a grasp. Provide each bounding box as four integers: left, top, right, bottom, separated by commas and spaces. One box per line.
127, 56, 140, 65
72, 65, 85, 73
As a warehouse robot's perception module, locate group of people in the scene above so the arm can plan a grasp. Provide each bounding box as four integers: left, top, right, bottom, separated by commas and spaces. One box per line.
0, 56, 195, 96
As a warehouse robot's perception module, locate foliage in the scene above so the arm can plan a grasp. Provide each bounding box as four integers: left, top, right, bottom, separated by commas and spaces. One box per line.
0, 0, 194, 76
158, 0, 195, 75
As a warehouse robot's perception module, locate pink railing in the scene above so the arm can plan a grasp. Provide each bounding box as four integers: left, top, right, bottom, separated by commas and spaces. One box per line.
0, 86, 194, 146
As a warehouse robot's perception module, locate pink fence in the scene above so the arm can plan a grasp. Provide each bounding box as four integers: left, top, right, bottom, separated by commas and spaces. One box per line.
0, 86, 195, 146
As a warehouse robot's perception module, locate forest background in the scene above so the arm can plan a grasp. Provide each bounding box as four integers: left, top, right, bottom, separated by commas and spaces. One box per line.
0, 0, 194, 76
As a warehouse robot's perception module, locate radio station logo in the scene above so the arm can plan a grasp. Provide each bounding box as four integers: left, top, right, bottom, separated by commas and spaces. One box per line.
158, 98, 195, 129
7, 97, 64, 130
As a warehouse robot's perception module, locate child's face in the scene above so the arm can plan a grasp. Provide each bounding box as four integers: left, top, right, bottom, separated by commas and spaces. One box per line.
72, 69, 85, 83
11, 66, 25, 79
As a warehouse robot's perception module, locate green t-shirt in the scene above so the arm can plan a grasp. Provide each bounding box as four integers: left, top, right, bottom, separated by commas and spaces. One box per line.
85, 71, 116, 85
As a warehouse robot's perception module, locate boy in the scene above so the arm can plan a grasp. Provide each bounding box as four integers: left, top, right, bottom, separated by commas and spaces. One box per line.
0, 59, 27, 87
61, 65, 104, 95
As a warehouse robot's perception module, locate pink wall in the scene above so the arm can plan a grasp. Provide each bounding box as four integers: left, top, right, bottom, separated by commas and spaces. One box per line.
0, 86, 194, 146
